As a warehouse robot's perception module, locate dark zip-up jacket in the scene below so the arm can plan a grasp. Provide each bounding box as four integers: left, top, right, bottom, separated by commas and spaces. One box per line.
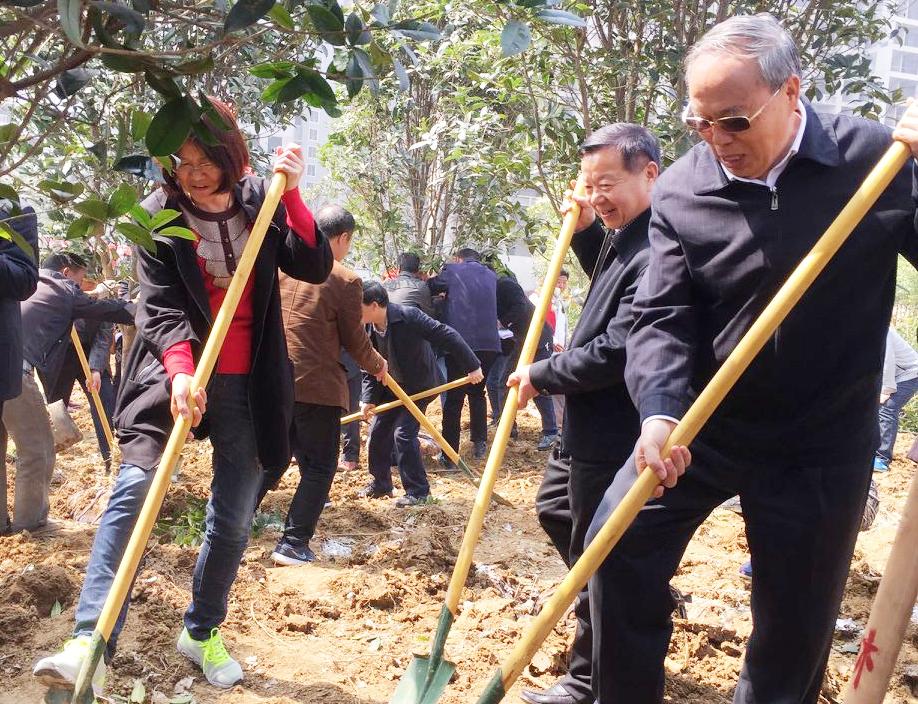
24, 269, 134, 398
0, 205, 39, 403
361, 303, 480, 404
529, 209, 651, 462
627, 103, 918, 462
114, 175, 333, 471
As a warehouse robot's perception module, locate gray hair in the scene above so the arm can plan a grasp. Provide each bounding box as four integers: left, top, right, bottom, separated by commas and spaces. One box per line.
580, 123, 661, 172
316, 204, 356, 239
686, 13, 801, 90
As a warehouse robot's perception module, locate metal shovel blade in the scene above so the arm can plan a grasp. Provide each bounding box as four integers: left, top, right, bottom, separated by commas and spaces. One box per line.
389, 655, 456, 704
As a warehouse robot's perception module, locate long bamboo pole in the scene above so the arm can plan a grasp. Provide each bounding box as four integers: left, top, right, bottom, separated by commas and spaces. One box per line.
69, 325, 115, 451
341, 377, 470, 425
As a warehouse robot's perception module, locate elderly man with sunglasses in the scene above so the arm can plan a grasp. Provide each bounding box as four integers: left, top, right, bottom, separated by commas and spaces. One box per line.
585, 12, 918, 704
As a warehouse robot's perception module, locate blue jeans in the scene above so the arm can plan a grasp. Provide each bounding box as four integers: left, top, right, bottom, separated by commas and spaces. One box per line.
491, 356, 558, 437
78, 372, 116, 465
75, 375, 262, 653
876, 374, 918, 462
486, 354, 509, 422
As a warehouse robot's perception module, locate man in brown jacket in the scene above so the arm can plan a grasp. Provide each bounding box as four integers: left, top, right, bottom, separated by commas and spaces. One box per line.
260, 205, 386, 565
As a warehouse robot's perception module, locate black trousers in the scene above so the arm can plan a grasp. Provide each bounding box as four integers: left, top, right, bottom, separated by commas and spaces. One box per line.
535, 445, 624, 703
586, 440, 873, 704
442, 350, 498, 449
368, 398, 431, 498
341, 373, 362, 462
260, 402, 342, 545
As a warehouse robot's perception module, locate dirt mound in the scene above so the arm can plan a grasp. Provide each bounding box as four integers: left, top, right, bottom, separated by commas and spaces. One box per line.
1, 563, 75, 616
369, 525, 457, 573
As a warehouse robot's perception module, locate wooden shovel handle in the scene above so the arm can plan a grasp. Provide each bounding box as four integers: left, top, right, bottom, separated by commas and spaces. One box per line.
70, 325, 115, 450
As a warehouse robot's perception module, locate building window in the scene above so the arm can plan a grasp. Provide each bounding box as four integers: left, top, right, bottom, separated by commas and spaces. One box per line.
306, 164, 316, 176
309, 128, 318, 141
267, 136, 282, 151
902, 0, 918, 20
890, 76, 918, 94
892, 49, 918, 75
308, 146, 317, 158
903, 26, 918, 48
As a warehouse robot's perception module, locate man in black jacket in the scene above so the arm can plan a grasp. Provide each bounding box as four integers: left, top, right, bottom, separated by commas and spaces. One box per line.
359, 281, 483, 506
384, 252, 434, 315
0, 204, 39, 533
507, 123, 659, 704
586, 14, 918, 704
2, 252, 133, 533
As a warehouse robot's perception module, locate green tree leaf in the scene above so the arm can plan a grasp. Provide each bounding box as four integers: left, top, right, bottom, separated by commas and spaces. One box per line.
116, 221, 156, 253
108, 183, 137, 217
101, 53, 149, 73
58, 0, 85, 47
157, 225, 196, 240
346, 13, 371, 45
50, 600, 62, 617
0, 184, 20, 206
501, 20, 530, 57
39, 179, 85, 202
391, 19, 440, 41
129, 204, 152, 229
149, 208, 182, 230
145, 98, 192, 157
369, 3, 390, 26
0, 221, 36, 261
74, 198, 110, 221
250, 61, 296, 78
534, 8, 586, 28
173, 54, 215, 75
225, 0, 276, 33
305, 4, 346, 45
392, 57, 409, 91
66, 216, 95, 240
262, 76, 294, 102
130, 110, 153, 141
267, 4, 294, 30
144, 70, 182, 98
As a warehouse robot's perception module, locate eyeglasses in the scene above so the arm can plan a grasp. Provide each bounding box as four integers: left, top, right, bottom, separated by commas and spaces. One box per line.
682, 85, 783, 134
174, 158, 220, 176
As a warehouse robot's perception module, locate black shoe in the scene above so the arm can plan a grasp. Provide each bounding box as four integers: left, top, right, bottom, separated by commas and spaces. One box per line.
394, 494, 431, 508
357, 483, 393, 499
438, 452, 457, 470
473, 441, 487, 459
271, 539, 316, 566
519, 682, 582, 704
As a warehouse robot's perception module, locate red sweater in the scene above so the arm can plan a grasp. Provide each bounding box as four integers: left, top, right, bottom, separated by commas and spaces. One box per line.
162, 188, 316, 380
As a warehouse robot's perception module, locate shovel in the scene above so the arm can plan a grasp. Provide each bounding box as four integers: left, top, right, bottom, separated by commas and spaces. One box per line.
389, 176, 587, 704
341, 377, 470, 425
469, 139, 913, 704
69, 325, 116, 454
64, 172, 288, 704
381, 374, 511, 508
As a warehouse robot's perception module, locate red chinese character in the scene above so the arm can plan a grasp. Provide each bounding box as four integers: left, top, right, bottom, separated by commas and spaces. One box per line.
852, 628, 879, 689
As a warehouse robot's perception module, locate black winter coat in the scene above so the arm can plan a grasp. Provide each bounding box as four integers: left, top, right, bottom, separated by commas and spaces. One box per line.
362, 303, 480, 404
0, 206, 39, 402
529, 210, 650, 462
627, 103, 918, 463
114, 175, 333, 471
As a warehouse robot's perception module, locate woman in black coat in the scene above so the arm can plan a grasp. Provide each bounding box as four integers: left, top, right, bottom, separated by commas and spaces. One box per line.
33, 98, 333, 695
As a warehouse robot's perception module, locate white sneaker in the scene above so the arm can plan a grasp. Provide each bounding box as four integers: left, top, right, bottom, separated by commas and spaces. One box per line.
177, 627, 243, 688
33, 635, 106, 696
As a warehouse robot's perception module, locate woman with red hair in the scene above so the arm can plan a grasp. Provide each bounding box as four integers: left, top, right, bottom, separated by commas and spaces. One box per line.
33, 98, 333, 694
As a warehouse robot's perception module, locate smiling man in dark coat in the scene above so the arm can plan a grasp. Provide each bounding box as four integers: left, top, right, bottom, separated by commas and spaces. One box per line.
507, 123, 659, 704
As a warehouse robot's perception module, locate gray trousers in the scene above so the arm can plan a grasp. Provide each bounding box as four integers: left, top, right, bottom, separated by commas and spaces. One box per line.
1, 372, 55, 531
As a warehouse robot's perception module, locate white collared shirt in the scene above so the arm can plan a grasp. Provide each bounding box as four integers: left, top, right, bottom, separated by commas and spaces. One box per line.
720, 100, 807, 188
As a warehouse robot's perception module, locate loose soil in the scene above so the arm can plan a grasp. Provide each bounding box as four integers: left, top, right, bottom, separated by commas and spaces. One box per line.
2, 401, 916, 703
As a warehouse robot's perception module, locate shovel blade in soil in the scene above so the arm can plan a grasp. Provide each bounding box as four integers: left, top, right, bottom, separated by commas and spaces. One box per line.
44, 686, 83, 704
390, 655, 456, 704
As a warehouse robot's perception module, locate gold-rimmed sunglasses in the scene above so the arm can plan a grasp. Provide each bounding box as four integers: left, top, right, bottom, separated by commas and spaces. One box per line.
682, 85, 783, 134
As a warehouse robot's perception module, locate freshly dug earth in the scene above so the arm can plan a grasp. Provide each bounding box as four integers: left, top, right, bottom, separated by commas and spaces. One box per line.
1, 401, 916, 704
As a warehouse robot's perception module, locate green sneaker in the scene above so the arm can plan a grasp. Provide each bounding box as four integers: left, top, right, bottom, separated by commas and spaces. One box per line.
176, 627, 243, 688
33, 635, 106, 696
